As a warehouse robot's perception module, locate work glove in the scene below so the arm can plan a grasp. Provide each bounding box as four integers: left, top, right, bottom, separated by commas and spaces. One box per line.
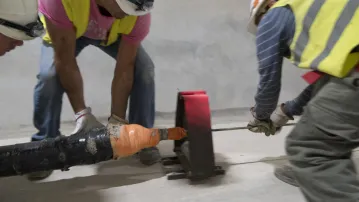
247, 107, 276, 136
270, 104, 294, 133
106, 114, 129, 136
108, 114, 129, 125
71, 107, 105, 135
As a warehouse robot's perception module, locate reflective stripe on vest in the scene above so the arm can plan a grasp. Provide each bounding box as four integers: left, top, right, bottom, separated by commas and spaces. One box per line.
271, 0, 359, 78
40, 0, 138, 46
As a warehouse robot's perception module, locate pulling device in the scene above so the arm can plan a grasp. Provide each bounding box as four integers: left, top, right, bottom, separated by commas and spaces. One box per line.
160, 90, 225, 181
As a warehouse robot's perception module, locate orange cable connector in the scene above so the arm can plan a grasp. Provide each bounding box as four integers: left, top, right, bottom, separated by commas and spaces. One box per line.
108, 124, 187, 159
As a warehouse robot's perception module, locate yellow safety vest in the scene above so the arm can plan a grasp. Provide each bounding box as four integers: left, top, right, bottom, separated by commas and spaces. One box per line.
40, 0, 138, 46
271, 0, 359, 78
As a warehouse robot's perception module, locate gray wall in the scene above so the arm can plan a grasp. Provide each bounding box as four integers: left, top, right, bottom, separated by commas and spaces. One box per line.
0, 0, 308, 128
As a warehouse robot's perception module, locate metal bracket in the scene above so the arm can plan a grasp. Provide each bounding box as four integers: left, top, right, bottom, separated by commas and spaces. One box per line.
160, 90, 225, 181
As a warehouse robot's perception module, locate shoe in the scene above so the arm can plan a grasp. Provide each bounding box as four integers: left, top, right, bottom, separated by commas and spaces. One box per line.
138, 147, 161, 166
26, 170, 53, 181
274, 164, 299, 187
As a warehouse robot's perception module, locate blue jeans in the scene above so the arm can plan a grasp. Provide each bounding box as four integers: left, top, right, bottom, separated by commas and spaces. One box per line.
31, 36, 155, 141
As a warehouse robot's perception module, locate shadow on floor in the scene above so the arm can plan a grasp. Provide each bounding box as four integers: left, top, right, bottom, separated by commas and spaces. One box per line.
0, 157, 165, 202
0, 148, 232, 201
0, 173, 148, 202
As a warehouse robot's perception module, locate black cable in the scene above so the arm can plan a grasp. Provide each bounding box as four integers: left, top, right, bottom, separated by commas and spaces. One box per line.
211, 122, 296, 132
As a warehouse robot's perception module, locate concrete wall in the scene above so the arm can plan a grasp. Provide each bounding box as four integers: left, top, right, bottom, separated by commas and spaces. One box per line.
0, 0, 308, 129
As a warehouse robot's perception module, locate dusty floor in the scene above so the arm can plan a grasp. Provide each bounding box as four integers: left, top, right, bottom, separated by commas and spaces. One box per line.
0, 122, 312, 202
1, 121, 359, 202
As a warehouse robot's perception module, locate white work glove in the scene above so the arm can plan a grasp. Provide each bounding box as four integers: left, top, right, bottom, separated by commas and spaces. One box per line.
247, 107, 277, 136
71, 107, 105, 135
106, 114, 129, 136
270, 104, 294, 132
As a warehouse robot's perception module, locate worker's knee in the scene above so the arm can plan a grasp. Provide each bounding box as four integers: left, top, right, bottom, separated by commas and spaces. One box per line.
37, 67, 57, 81
36, 64, 62, 95
134, 47, 155, 86
285, 110, 314, 165
138, 62, 154, 86
135, 61, 154, 87
38, 44, 59, 83
285, 129, 301, 164
285, 107, 346, 166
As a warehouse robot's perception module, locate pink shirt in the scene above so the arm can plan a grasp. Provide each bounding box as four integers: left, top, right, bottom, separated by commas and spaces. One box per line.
38, 0, 151, 44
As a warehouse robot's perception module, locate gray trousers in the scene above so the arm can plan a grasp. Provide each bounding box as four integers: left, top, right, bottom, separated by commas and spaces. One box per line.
286, 72, 359, 202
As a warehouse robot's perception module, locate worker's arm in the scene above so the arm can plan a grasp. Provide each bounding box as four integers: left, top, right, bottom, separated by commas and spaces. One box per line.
43, 17, 86, 113
110, 15, 150, 119
111, 40, 138, 118
253, 7, 294, 120
282, 84, 313, 117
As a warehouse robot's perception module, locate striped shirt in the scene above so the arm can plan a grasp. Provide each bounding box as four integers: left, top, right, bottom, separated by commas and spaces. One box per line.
253, 6, 313, 120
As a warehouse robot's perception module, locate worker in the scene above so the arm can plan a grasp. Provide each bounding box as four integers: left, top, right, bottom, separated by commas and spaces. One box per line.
0, 0, 44, 56
245, 0, 314, 188
247, 0, 359, 201
29, 0, 159, 180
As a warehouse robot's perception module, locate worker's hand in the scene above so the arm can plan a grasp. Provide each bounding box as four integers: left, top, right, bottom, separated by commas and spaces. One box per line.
270, 104, 294, 127
247, 118, 277, 136
270, 104, 294, 133
71, 107, 105, 135
106, 114, 129, 136
108, 114, 129, 125
247, 107, 276, 136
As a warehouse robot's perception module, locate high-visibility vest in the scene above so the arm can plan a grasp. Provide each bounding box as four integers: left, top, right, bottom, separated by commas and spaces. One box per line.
271, 0, 359, 78
40, 0, 138, 46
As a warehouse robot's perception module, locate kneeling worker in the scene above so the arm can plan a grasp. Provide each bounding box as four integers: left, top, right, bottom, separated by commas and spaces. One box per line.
247, 0, 359, 200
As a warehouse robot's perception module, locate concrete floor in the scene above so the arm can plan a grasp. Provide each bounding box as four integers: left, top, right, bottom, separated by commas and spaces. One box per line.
0, 123, 307, 202
2, 120, 359, 202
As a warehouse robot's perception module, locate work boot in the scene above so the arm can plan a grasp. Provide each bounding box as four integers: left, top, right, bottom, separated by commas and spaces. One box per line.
26, 170, 53, 181
138, 147, 161, 166
273, 164, 299, 187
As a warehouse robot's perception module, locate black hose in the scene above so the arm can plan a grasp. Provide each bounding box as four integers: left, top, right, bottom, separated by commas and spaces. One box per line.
0, 127, 113, 177
0, 122, 296, 178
